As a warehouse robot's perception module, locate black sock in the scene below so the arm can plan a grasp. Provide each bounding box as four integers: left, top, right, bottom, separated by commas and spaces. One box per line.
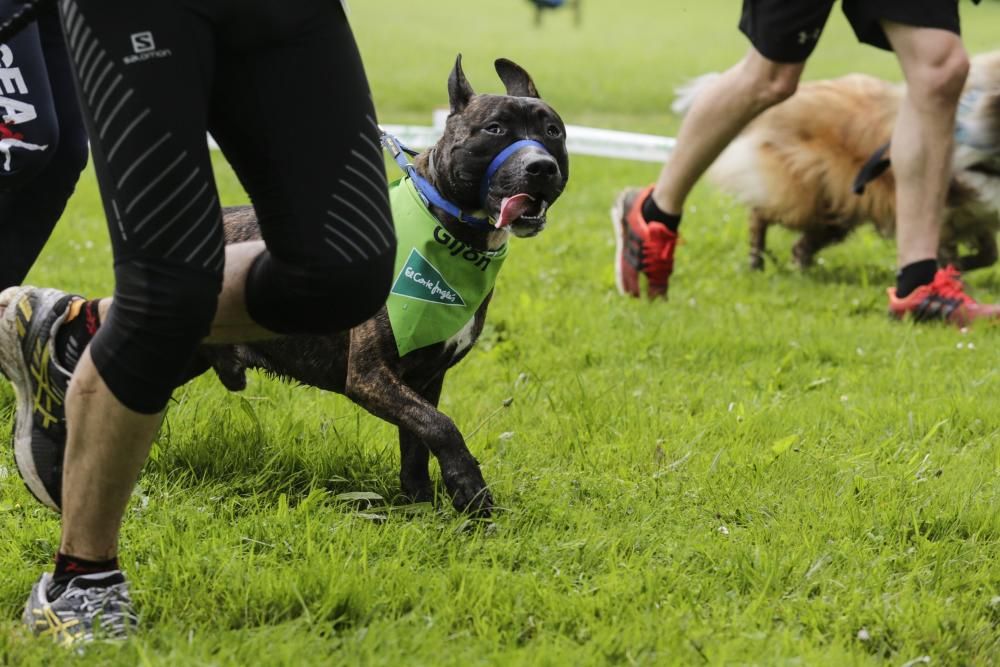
896, 259, 939, 298
54, 299, 102, 370
48, 552, 120, 599
641, 193, 682, 233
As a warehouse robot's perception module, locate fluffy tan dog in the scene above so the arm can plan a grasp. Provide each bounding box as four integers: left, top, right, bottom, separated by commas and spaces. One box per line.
678, 52, 1000, 271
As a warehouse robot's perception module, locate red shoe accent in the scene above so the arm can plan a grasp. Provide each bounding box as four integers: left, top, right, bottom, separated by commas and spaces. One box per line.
887, 265, 1000, 326
611, 185, 679, 299
644, 221, 678, 299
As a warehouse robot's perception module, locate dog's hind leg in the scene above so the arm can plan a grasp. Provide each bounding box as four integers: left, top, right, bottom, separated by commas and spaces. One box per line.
397, 374, 443, 503
749, 209, 768, 271
957, 230, 999, 272
399, 427, 433, 503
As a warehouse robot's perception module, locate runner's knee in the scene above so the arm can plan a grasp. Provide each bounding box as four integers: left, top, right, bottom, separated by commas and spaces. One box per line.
741, 52, 803, 111
244, 247, 395, 335
909, 45, 969, 107
90, 259, 223, 414
754, 66, 801, 108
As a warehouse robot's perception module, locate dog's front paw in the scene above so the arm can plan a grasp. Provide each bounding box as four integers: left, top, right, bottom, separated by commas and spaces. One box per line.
443, 466, 493, 517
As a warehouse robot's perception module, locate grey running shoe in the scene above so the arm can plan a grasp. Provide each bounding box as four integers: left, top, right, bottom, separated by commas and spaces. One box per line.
23, 571, 138, 646
0, 286, 79, 510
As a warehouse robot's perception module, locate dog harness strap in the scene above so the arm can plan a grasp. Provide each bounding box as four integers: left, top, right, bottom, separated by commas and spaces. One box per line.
852, 141, 891, 195
380, 130, 494, 229
385, 177, 508, 356
478, 139, 548, 205
412, 170, 494, 228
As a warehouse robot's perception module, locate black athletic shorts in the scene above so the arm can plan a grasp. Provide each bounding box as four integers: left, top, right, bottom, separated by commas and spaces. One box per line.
739, 0, 962, 63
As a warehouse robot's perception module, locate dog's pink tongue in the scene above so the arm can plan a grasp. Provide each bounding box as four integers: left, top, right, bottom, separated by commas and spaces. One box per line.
496, 194, 536, 229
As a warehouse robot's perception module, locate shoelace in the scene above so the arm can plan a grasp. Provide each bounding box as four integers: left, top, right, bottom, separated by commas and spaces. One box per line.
928, 265, 974, 305
64, 585, 136, 632
643, 225, 677, 285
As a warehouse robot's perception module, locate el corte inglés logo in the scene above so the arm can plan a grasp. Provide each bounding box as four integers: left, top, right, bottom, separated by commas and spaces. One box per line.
391, 249, 466, 307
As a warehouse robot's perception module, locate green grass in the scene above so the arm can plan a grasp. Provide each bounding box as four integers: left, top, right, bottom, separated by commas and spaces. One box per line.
2, 0, 1000, 664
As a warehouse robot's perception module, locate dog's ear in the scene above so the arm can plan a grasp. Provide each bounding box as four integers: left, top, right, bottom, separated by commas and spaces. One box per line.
448, 53, 475, 113
495, 58, 540, 98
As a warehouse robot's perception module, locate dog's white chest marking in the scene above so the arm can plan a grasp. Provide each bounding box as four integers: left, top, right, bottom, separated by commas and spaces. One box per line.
445, 317, 477, 359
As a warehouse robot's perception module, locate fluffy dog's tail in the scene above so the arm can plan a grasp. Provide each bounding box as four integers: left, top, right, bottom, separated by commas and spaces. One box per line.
671, 73, 721, 116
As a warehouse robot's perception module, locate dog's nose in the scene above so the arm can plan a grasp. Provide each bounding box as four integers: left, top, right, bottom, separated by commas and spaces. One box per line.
525, 154, 559, 179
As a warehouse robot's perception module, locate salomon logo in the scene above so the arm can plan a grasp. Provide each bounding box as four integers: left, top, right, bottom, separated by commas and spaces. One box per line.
123, 31, 172, 65
131, 31, 155, 54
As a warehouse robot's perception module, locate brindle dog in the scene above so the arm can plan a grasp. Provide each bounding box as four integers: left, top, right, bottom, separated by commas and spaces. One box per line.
201, 56, 568, 517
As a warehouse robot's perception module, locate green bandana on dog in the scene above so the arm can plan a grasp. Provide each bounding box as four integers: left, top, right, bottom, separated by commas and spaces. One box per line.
386, 177, 508, 357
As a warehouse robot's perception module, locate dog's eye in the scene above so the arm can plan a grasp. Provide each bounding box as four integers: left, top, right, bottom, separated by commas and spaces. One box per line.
484, 123, 505, 135
546, 124, 562, 138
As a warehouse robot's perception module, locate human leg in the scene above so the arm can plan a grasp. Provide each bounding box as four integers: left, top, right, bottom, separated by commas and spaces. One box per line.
4, 1, 394, 630
1, 0, 230, 642
36, 0, 398, 360
883, 22, 968, 270
612, 51, 805, 299
853, 11, 1000, 323
207, 0, 394, 336
613, 0, 831, 299
652, 50, 805, 217
832, 0, 1000, 323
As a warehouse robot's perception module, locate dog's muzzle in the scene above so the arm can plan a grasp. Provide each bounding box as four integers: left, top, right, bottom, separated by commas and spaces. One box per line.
486, 142, 562, 233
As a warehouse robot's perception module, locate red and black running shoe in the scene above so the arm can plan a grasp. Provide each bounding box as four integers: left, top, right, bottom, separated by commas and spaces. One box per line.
611, 185, 678, 299
887, 265, 1000, 326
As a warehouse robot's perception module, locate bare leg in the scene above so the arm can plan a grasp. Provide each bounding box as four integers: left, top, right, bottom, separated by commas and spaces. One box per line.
58, 240, 275, 559
59, 349, 160, 559
652, 48, 804, 215
203, 240, 272, 343
883, 22, 969, 269
0, 241, 269, 340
